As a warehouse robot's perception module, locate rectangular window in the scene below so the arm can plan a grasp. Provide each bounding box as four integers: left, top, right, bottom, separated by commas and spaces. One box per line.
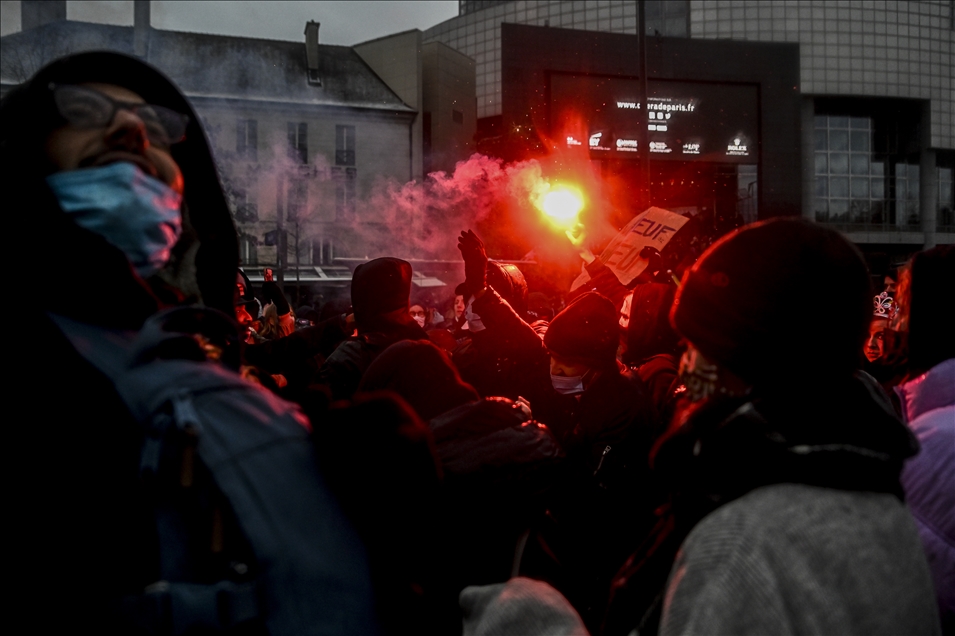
236, 119, 257, 161
452, 109, 464, 124
231, 183, 258, 223
286, 177, 308, 221
287, 122, 308, 163
938, 161, 954, 231
239, 234, 258, 266
336, 125, 356, 166
332, 166, 357, 221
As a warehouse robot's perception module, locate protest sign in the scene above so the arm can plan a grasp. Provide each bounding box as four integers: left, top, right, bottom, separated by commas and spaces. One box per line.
571, 206, 689, 290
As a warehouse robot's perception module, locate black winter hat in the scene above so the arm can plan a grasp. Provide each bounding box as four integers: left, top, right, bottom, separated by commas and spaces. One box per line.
544, 292, 619, 370
351, 257, 413, 325
670, 218, 871, 386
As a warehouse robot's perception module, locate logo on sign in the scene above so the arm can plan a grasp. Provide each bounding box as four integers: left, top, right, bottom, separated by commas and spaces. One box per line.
727, 138, 749, 156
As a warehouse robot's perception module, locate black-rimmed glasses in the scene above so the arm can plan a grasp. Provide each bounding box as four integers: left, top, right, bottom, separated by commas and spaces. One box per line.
50, 83, 189, 149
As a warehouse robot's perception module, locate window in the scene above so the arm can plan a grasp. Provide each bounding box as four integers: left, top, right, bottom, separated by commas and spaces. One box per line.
236, 119, 257, 161
814, 114, 902, 228
645, 0, 689, 37
453, 109, 464, 124
894, 163, 920, 228
231, 183, 257, 223
286, 178, 308, 221
939, 156, 954, 232
336, 125, 356, 166
239, 233, 258, 265
332, 166, 357, 221
311, 237, 334, 265
288, 122, 308, 163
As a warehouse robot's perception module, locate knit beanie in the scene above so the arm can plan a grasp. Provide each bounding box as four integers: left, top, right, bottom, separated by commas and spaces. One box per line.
544, 292, 619, 370
351, 257, 412, 326
670, 218, 871, 387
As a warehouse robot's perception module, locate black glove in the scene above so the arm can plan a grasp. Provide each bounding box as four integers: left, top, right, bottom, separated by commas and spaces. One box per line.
261, 280, 291, 316
457, 230, 487, 296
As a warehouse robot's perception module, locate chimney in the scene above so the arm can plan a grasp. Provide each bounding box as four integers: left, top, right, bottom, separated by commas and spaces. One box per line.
21, 0, 66, 31
134, 0, 151, 58
304, 21, 321, 86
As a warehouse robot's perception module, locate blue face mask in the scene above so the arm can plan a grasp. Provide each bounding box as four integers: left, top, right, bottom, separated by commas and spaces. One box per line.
46, 162, 183, 277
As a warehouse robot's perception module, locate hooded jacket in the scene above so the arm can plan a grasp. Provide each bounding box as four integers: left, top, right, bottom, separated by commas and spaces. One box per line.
6, 52, 376, 634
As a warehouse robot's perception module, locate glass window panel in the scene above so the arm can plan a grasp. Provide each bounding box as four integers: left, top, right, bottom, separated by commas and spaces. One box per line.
830, 130, 849, 151
830, 198, 849, 219
939, 168, 953, 183
871, 178, 884, 199
830, 153, 849, 174
850, 130, 869, 152
871, 161, 884, 176
814, 115, 828, 129
851, 177, 869, 198
896, 179, 907, 199
830, 116, 849, 128
814, 198, 829, 221
851, 154, 869, 175
814, 130, 828, 151
850, 117, 869, 129
830, 177, 849, 197
815, 153, 828, 174
940, 181, 952, 203
850, 199, 870, 222
870, 200, 885, 223
815, 176, 828, 197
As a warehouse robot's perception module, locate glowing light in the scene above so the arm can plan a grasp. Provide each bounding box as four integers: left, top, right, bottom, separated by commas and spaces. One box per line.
540, 187, 584, 230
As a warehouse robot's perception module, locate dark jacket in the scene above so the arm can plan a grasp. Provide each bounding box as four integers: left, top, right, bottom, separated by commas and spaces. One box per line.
320, 319, 428, 400
453, 288, 552, 408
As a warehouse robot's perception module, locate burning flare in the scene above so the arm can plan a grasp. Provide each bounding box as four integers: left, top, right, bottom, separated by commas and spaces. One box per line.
540, 186, 584, 228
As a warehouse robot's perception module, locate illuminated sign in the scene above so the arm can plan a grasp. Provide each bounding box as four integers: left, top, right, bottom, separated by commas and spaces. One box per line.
551, 74, 758, 163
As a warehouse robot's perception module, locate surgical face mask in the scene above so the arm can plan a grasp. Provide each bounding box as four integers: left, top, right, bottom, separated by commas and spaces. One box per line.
413, 315, 426, 328
551, 373, 584, 395
47, 162, 182, 277
464, 298, 486, 332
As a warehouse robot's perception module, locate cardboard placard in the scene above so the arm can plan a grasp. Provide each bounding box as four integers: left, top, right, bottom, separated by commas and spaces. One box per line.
571, 206, 689, 290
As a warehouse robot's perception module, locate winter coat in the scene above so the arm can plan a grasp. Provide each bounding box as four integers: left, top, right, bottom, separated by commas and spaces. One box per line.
659, 483, 940, 636
897, 358, 955, 634
602, 372, 933, 636
319, 320, 428, 400
454, 288, 553, 409
520, 368, 660, 631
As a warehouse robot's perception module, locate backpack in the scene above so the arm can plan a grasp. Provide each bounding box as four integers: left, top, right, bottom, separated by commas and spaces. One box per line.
51, 308, 380, 635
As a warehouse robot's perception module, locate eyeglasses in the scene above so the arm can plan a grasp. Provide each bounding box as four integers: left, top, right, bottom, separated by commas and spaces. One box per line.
50, 83, 189, 149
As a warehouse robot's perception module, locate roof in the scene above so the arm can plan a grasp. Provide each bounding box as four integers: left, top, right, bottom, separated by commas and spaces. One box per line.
0, 20, 415, 112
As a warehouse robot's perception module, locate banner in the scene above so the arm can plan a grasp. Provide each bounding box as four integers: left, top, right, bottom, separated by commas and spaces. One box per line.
571, 206, 689, 290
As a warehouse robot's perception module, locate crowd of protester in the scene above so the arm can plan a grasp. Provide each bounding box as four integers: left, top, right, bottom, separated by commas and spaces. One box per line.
8, 51, 953, 635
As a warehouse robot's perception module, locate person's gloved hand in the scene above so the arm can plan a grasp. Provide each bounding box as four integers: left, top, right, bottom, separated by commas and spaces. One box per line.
458, 229, 487, 296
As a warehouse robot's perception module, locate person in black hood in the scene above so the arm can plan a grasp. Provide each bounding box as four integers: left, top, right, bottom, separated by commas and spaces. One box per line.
8, 52, 378, 634
319, 257, 428, 400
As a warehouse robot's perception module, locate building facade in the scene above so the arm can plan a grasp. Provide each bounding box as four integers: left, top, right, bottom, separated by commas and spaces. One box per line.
424, 0, 955, 264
